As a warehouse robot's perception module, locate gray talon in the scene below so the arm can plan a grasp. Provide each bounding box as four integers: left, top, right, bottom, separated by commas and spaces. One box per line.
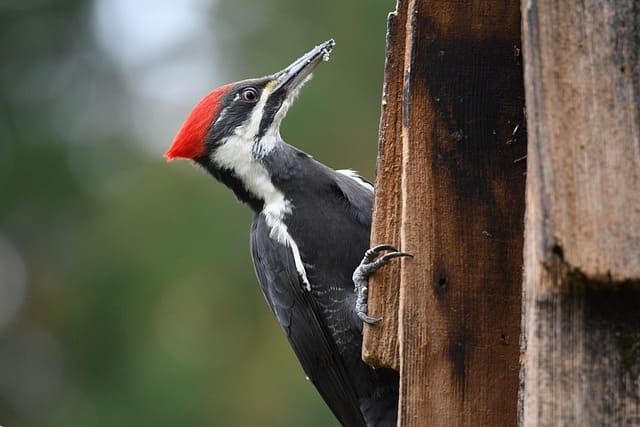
368, 244, 398, 254
376, 251, 412, 266
358, 311, 383, 324
353, 245, 412, 325
363, 244, 398, 263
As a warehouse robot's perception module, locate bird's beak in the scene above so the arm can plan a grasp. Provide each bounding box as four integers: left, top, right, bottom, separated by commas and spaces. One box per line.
272, 39, 335, 93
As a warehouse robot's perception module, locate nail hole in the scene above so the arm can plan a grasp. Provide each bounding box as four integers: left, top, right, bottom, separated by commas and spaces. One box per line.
552, 244, 564, 259
438, 275, 448, 288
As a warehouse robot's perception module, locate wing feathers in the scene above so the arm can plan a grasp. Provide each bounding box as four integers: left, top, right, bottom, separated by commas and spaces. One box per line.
250, 215, 366, 427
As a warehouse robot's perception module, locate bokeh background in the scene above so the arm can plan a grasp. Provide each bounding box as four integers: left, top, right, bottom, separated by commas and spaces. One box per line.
0, 0, 393, 425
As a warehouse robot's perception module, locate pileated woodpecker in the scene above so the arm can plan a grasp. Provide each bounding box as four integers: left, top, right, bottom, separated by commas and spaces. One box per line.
165, 40, 408, 427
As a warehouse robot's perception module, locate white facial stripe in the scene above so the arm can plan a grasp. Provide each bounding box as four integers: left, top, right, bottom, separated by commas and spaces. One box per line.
258, 74, 312, 154
211, 83, 277, 200
211, 82, 310, 291
240, 84, 273, 143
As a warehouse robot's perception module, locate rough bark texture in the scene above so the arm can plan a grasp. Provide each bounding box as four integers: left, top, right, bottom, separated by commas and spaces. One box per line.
364, 0, 526, 425
520, 0, 640, 425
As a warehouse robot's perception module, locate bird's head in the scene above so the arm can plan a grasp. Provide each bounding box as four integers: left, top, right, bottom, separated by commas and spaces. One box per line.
164, 39, 335, 165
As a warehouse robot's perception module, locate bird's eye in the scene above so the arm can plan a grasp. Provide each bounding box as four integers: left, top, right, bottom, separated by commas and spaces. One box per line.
242, 88, 258, 102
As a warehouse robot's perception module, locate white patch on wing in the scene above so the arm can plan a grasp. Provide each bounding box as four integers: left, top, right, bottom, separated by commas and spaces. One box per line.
267, 226, 311, 291
337, 169, 374, 192
263, 200, 311, 292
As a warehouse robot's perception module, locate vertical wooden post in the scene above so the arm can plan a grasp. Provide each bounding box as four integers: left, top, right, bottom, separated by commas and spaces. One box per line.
363, 0, 526, 425
520, 0, 640, 425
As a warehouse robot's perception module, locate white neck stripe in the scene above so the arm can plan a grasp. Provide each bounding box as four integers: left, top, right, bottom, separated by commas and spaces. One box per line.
210, 84, 311, 291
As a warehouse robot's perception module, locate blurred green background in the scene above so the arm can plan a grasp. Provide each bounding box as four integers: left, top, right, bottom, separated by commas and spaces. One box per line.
0, 0, 392, 425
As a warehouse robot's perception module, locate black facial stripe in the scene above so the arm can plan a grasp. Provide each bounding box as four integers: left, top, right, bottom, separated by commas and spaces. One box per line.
206, 104, 250, 147
204, 78, 271, 149
257, 89, 287, 140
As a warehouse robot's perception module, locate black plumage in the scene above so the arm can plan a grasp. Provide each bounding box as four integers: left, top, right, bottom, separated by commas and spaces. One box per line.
208, 144, 399, 426
167, 40, 398, 426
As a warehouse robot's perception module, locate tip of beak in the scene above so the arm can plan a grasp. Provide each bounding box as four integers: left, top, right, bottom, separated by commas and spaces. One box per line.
321, 39, 335, 60
273, 39, 336, 93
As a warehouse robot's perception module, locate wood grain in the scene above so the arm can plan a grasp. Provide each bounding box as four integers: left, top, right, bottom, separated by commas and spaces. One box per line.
520, 0, 640, 424
521, 0, 640, 287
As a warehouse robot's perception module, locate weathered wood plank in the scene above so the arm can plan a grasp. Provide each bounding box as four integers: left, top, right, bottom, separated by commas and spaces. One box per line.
397, 2, 525, 425
520, 0, 640, 425
521, 0, 640, 285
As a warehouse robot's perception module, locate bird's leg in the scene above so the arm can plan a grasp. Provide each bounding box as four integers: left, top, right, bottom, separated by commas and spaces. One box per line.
353, 244, 412, 324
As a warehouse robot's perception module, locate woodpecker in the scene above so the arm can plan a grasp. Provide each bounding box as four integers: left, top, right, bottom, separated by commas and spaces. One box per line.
165, 40, 409, 427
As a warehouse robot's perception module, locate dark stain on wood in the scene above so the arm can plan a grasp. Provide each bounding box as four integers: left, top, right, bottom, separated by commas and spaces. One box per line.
449, 327, 468, 390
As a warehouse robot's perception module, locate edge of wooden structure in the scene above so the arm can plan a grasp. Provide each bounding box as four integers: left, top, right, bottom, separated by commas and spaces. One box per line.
362, 0, 409, 372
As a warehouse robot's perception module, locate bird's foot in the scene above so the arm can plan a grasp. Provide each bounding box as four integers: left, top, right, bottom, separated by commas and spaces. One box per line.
352, 244, 412, 324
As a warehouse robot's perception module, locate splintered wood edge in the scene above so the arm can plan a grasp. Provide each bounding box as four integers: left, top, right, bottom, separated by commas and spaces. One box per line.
362, 0, 409, 371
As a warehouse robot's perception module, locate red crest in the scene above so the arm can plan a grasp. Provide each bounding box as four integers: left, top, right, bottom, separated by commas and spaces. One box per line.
165, 83, 234, 160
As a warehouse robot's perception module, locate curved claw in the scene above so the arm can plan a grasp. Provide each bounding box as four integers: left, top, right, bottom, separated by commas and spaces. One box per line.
379, 251, 413, 263
358, 311, 383, 324
364, 244, 398, 262
369, 244, 398, 254
354, 244, 412, 326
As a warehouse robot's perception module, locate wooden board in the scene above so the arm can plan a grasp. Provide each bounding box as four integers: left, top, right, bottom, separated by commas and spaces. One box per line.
520, 0, 640, 424
364, 0, 526, 424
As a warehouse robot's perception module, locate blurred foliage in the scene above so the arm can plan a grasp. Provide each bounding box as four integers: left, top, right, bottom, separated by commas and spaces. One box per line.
0, 0, 393, 426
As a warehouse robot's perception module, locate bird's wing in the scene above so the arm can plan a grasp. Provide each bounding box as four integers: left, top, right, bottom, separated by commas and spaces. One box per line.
332, 171, 374, 229
250, 214, 367, 427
